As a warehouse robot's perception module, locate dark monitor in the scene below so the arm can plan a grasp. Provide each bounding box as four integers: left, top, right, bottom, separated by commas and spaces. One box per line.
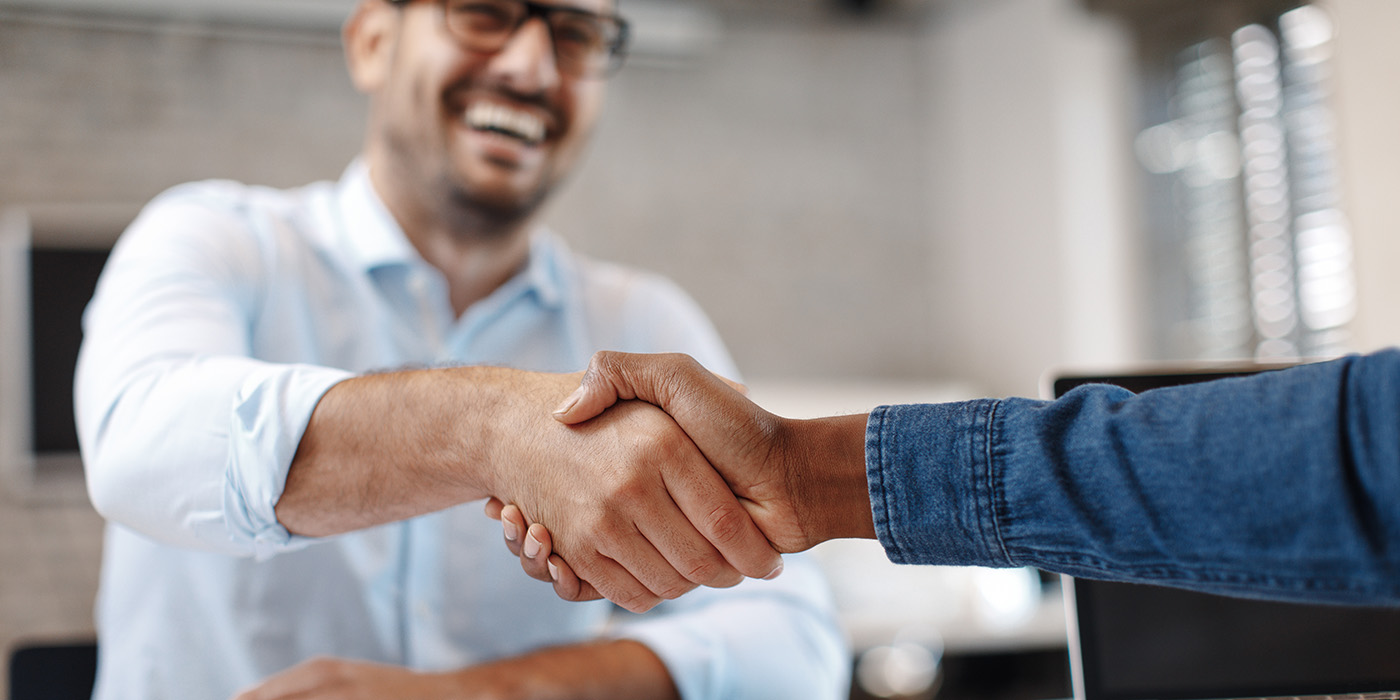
29, 246, 110, 454
1, 209, 116, 498
1052, 366, 1400, 700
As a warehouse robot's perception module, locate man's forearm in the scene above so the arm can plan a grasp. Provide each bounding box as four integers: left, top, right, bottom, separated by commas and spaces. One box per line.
274, 362, 780, 610
276, 366, 570, 537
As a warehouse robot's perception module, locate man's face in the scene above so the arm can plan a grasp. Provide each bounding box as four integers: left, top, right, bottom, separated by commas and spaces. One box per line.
364, 0, 610, 227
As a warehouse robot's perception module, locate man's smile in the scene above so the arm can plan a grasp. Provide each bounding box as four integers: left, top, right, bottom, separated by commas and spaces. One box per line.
464, 101, 548, 146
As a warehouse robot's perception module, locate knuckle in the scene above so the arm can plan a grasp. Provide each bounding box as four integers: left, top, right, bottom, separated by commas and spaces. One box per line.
711, 568, 744, 588
595, 351, 628, 385
524, 562, 552, 582
615, 478, 651, 503
590, 349, 620, 369
675, 353, 702, 373
681, 558, 724, 585
583, 510, 622, 540
704, 503, 751, 549
584, 350, 611, 376
600, 475, 650, 510
642, 431, 688, 466
615, 588, 660, 613
655, 578, 698, 600
556, 582, 586, 602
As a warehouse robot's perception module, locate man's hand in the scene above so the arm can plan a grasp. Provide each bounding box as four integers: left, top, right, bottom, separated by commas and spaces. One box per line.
487, 352, 874, 603
230, 640, 680, 700
278, 366, 782, 613
486, 497, 604, 602
231, 658, 462, 700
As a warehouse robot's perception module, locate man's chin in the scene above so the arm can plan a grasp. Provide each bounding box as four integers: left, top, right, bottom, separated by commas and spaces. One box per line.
446, 183, 550, 233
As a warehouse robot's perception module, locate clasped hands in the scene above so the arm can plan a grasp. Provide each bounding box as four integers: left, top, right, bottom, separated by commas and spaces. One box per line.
485, 352, 872, 611
232, 353, 868, 699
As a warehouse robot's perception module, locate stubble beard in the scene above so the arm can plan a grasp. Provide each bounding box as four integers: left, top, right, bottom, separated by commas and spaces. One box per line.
440, 169, 555, 242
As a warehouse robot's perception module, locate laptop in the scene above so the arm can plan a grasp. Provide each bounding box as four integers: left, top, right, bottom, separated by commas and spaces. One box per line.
1049, 365, 1400, 700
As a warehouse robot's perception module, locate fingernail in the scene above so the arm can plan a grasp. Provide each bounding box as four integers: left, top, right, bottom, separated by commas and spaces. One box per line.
502, 518, 519, 542
523, 532, 542, 559
763, 560, 784, 581
552, 387, 584, 417
547, 559, 559, 581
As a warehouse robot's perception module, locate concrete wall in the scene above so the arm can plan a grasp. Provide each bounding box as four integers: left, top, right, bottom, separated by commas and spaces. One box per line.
0, 13, 365, 209
0, 8, 948, 388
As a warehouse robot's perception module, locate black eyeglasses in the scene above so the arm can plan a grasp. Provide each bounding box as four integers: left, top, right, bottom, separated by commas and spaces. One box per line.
389, 0, 630, 79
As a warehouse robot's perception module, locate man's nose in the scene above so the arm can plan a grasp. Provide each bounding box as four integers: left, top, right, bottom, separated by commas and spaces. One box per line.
488, 17, 561, 92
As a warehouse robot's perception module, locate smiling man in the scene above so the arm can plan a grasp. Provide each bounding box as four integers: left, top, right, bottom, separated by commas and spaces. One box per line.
73, 1, 847, 698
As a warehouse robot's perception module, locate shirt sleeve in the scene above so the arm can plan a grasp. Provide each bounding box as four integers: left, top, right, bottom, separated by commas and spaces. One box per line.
75, 185, 351, 558
866, 349, 1400, 605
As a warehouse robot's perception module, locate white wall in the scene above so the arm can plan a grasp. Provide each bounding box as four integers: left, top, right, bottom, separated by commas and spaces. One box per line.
544, 21, 945, 381
923, 0, 1141, 397
1328, 0, 1400, 353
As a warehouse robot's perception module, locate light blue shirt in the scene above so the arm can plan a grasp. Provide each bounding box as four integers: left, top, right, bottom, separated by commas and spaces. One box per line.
75, 162, 848, 700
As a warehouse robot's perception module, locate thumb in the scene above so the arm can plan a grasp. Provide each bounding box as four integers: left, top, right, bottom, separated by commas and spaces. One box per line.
550, 375, 621, 426
553, 352, 709, 425
552, 352, 766, 467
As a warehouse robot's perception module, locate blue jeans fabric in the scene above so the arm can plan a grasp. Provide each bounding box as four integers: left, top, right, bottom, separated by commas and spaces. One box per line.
866, 348, 1400, 605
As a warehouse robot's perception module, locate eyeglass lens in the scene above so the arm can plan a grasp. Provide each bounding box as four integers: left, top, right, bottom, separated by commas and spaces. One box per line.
443, 0, 625, 76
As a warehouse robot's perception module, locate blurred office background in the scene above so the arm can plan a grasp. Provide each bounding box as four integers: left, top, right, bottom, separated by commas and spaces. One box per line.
2, 0, 1398, 698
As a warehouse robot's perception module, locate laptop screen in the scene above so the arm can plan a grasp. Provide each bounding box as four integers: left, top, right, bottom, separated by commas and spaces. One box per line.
1054, 368, 1400, 700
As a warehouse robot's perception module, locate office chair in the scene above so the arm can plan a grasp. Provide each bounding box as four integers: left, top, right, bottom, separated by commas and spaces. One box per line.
8, 640, 97, 700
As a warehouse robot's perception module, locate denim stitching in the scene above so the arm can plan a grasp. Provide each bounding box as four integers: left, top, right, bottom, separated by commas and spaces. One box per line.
867, 407, 901, 563
983, 399, 1014, 566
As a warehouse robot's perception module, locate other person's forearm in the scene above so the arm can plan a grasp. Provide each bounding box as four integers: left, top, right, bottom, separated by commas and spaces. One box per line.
785, 414, 876, 543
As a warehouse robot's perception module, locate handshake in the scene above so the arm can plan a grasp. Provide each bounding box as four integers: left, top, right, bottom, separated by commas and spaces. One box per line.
483, 352, 874, 613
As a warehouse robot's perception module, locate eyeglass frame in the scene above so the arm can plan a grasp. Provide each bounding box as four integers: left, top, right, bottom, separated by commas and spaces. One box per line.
385, 0, 631, 78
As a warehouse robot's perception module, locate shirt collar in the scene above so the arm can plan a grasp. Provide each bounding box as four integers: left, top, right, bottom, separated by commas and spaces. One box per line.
523, 228, 566, 310
334, 159, 567, 311
335, 159, 420, 273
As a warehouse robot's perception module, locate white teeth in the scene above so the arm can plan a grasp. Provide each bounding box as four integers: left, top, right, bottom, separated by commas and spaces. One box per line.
465, 102, 546, 145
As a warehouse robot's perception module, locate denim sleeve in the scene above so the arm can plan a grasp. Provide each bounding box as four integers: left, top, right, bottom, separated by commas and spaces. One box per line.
867, 349, 1400, 605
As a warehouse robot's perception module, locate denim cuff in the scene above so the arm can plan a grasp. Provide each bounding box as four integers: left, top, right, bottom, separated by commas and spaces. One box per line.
866, 401, 1014, 568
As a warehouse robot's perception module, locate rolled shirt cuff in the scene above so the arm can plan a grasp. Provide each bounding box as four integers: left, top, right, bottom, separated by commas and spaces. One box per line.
224, 364, 354, 559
